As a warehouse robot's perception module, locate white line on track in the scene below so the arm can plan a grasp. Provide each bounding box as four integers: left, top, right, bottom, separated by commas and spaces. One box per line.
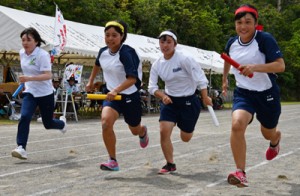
180, 148, 299, 196
1, 110, 299, 195
0, 133, 229, 178
206, 149, 297, 188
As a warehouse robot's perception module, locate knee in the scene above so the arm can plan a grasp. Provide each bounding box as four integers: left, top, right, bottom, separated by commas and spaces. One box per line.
44, 123, 52, 129
181, 137, 191, 142
231, 119, 246, 133
20, 115, 31, 123
181, 134, 192, 142
43, 121, 53, 129
101, 118, 113, 132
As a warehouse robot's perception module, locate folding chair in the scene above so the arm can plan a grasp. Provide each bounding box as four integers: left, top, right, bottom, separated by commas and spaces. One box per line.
5, 93, 21, 120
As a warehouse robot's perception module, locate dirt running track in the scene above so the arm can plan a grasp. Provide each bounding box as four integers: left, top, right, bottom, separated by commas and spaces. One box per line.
0, 104, 299, 196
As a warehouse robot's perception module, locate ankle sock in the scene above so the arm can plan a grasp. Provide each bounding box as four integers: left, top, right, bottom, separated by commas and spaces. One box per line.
110, 157, 117, 162
270, 140, 280, 148
236, 168, 246, 174
167, 162, 175, 166
139, 127, 147, 139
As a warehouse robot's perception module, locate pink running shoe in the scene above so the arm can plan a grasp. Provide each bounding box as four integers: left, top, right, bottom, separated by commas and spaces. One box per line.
158, 163, 176, 174
266, 142, 280, 160
100, 159, 119, 171
227, 170, 248, 187
139, 126, 149, 148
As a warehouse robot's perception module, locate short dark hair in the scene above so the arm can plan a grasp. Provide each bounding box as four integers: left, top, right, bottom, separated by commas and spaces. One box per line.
20, 27, 46, 47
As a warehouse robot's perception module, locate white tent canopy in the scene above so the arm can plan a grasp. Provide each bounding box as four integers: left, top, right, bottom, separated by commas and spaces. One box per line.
0, 5, 224, 73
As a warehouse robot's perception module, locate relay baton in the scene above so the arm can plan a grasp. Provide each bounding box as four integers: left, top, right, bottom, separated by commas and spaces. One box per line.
86, 94, 122, 100
207, 105, 220, 127
12, 83, 24, 98
221, 53, 253, 78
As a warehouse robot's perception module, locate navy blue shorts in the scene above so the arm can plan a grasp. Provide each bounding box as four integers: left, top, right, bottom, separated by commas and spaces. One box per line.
232, 84, 281, 129
159, 94, 201, 133
102, 91, 142, 127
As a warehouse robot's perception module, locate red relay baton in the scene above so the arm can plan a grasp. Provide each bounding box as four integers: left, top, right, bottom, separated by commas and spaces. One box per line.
221, 53, 253, 78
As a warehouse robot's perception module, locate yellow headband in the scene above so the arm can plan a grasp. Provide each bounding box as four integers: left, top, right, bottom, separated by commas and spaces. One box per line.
105, 21, 124, 33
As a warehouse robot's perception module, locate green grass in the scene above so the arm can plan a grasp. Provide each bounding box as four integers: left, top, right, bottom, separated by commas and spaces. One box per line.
0, 118, 18, 125
281, 102, 300, 105
223, 101, 300, 109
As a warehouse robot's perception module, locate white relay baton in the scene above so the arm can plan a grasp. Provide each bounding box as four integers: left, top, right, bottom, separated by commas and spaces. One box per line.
207, 105, 220, 127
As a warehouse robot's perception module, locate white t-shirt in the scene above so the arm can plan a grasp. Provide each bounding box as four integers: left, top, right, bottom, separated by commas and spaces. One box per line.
19, 47, 53, 97
225, 30, 283, 91
148, 50, 208, 97
95, 44, 142, 95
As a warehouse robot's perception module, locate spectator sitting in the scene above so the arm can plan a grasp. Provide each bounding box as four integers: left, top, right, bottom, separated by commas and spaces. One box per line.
65, 76, 80, 112
52, 77, 62, 95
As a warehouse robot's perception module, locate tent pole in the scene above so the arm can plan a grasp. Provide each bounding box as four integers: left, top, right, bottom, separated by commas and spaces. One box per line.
209, 68, 212, 96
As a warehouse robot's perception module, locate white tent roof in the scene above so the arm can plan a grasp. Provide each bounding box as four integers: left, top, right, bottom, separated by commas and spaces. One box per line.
0, 5, 224, 73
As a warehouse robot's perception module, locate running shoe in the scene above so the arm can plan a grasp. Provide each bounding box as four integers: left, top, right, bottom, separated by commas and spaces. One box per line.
227, 170, 248, 187
266, 142, 280, 160
139, 125, 149, 148
100, 159, 119, 171
59, 116, 67, 134
37, 117, 42, 123
11, 145, 28, 160
158, 163, 176, 174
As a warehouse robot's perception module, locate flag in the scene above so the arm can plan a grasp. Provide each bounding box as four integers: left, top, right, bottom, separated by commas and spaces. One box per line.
63, 64, 84, 85
51, 5, 67, 62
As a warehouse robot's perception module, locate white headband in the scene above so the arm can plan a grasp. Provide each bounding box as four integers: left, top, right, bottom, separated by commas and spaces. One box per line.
158, 31, 177, 42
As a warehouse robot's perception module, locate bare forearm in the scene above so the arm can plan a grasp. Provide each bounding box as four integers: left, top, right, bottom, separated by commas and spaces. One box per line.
222, 62, 231, 82
251, 58, 285, 73
112, 77, 136, 93
20, 71, 52, 82
88, 65, 100, 83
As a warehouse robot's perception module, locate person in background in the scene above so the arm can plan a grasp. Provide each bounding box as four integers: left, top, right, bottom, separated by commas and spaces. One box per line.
11, 27, 67, 160
52, 77, 62, 94
85, 20, 149, 171
222, 4, 285, 187
65, 75, 80, 112
148, 30, 212, 174
52, 77, 62, 111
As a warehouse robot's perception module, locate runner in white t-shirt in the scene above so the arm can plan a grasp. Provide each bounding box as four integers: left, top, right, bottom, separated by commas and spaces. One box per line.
222, 4, 285, 187
148, 30, 213, 174
11, 27, 67, 160
86, 20, 149, 171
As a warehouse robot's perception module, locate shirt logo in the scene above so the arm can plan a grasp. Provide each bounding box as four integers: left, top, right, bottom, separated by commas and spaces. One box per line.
29, 57, 36, 65
126, 98, 132, 103
267, 95, 274, 101
173, 67, 182, 72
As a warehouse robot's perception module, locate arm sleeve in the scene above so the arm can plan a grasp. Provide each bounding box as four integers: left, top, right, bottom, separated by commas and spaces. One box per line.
259, 32, 283, 63
183, 56, 208, 90
119, 46, 141, 88
224, 36, 237, 54
148, 62, 160, 95
95, 47, 108, 67
39, 51, 51, 71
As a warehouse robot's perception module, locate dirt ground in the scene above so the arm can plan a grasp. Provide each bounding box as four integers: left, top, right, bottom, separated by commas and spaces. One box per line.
0, 104, 299, 196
